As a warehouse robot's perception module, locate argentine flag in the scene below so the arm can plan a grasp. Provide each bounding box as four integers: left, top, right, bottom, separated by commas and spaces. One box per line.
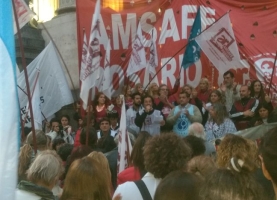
0, 0, 20, 199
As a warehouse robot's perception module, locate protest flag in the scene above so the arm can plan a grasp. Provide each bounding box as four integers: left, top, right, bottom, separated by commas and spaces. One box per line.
117, 96, 133, 173
0, 0, 20, 199
181, 7, 201, 69
126, 21, 147, 76
80, 0, 101, 109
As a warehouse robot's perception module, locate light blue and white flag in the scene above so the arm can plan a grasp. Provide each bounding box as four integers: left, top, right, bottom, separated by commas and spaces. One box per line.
0, 0, 20, 199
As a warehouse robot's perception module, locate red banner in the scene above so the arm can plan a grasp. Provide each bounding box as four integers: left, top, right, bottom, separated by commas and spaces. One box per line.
76, 0, 277, 103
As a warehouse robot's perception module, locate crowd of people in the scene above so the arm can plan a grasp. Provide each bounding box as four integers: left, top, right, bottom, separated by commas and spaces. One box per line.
16, 70, 277, 200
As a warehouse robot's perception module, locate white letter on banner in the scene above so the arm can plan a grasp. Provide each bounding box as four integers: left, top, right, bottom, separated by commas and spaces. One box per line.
159, 9, 180, 44
112, 14, 136, 50
182, 5, 197, 40
140, 12, 157, 47
200, 6, 215, 30
161, 57, 176, 88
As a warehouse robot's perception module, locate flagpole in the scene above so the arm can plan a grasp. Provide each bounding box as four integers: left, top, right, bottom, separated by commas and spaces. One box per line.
85, 89, 92, 146
145, 10, 232, 89
268, 50, 277, 96
12, 0, 37, 153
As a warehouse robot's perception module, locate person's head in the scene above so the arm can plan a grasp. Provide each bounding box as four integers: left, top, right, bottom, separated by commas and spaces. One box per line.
80, 127, 98, 148
123, 85, 132, 96
60, 114, 70, 127
201, 156, 267, 200
250, 80, 265, 98
107, 110, 119, 127
209, 103, 228, 125
134, 83, 143, 94
182, 84, 193, 95
199, 78, 210, 91
52, 138, 65, 151
61, 156, 111, 200
26, 130, 48, 150
115, 95, 122, 106
130, 131, 152, 172
188, 122, 206, 140
240, 85, 251, 99
83, 115, 95, 128
158, 84, 169, 97
183, 135, 206, 157
179, 92, 190, 106
209, 90, 224, 104
217, 134, 259, 170
57, 143, 74, 162
154, 171, 202, 200
148, 83, 159, 96
223, 70, 235, 87
131, 92, 141, 107
143, 133, 192, 178
142, 95, 154, 108
259, 127, 277, 188
94, 92, 107, 106
27, 150, 64, 190
50, 118, 60, 133
99, 117, 110, 133
256, 102, 271, 120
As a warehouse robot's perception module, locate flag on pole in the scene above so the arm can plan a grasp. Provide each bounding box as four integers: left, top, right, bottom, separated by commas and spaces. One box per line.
126, 22, 147, 76
13, 0, 34, 34
0, 0, 20, 199
117, 96, 133, 173
100, 38, 112, 99
149, 32, 158, 75
181, 7, 201, 69
80, 0, 101, 109
195, 12, 240, 72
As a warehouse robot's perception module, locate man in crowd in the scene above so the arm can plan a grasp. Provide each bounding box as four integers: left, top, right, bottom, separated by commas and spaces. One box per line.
135, 95, 165, 136
97, 117, 116, 153
218, 70, 241, 111
229, 85, 259, 130
167, 92, 202, 137
126, 92, 142, 135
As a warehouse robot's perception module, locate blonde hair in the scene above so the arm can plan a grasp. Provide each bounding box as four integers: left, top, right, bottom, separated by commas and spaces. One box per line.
61, 156, 111, 200
199, 78, 210, 89
147, 83, 159, 97
27, 150, 64, 187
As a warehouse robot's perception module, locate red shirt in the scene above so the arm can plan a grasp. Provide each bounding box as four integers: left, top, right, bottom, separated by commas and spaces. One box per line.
95, 108, 107, 123
73, 128, 82, 147
117, 166, 141, 185
197, 89, 211, 103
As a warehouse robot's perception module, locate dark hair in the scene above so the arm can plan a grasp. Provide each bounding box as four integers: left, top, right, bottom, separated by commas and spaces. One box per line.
93, 92, 107, 107
250, 80, 265, 99
260, 127, 277, 185
255, 102, 271, 118
50, 118, 60, 126
154, 171, 202, 200
99, 117, 110, 125
223, 70, 234, 78
130, 131, 152, 173
183, 135, 206, 157
131, 92, 141, 100
80, 127, 98, 149
60, 114, 70, 123
52, 138, 66, 151
142, 95, 154, 105
106, 110, 119, 119
58, 143, 74, 161
143, 133, 192, 178
179, 91, 190, 98
209, 90, 225, 104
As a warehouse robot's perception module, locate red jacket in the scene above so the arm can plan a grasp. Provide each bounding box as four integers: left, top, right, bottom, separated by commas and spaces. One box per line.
74, 128, 82, 147
117, 166, 141, 185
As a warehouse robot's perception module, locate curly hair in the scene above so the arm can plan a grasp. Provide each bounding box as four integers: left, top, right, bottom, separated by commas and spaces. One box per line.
143, 133, 192, 178
216, 134, 259, 170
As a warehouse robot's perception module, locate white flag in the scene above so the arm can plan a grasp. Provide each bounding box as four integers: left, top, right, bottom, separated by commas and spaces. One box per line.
149, 33, 158, 75
17, 42, 74, 127
100, 38, 112, 99
80, 0, 101, 109
117, 96, 133, 173
126, 22, 147, 76
13, 0, 34, 34
195, 13, 240, 72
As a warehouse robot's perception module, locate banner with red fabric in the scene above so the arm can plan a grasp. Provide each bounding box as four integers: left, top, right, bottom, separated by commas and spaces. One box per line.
76, 0, 277, 104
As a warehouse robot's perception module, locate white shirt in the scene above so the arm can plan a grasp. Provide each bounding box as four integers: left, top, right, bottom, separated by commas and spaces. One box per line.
113, 172, 161, 200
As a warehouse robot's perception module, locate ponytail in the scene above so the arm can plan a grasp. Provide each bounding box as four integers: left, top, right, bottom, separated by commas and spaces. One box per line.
18, 144, 33, 180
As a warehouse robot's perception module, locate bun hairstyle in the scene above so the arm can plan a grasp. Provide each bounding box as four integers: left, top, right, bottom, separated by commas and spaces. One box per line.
228, 154, 256, 174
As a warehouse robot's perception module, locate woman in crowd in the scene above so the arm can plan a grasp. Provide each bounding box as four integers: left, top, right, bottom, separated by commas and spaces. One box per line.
133, 83, 144, 96
16, 150, 64, 200
249, 102, 272, 127
93, 92, 109, 125
197, 78, 211, 104
182, 84, 203, 117
205, 103, 237, 142
123, 85, 133, 108
18, 130, 48, 182
250, 80, 273, 109
52, 138, 65, 152
154, 171, 202, 200
201, 154, 269, 200
117, 131, 152, 185
60, 114, 74, 137
60, 156, 111, 200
